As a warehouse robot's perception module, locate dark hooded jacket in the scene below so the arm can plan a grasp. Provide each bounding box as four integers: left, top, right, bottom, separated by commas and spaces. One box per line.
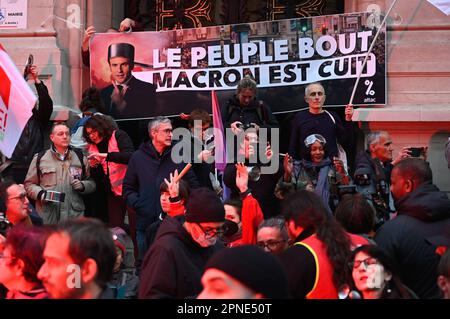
138, 216, 223, 299
4, 82, 53, 183
10, 82, 53, 164
122, 141, 199, 231
375, 182, 450, 298
354, 150, 393, 185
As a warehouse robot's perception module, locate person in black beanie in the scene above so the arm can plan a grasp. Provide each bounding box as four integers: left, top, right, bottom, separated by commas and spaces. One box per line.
198, 245, 289, 299
139, 188, 225, 299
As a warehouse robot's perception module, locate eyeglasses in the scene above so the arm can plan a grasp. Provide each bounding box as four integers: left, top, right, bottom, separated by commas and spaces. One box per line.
256, 240, 287, 251
158, 128, 173, 135
85, 129, 98, 137
8, 192, 27, 202
197, 223, 225, 239
350, 257, 378, 269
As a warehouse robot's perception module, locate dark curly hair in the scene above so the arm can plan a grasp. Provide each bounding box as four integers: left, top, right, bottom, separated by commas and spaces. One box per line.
348, 245, 417, 299
282, 190, 352, 289
188, 109, 211, 127
82, 114, 115, 144
79, 86, 105, 114
334, 193, 376, 235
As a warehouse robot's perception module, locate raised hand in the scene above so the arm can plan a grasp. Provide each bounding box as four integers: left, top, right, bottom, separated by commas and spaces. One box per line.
333, 157, 346, 175
164, 169, 180, 199
265, 143, 273, 161
82, 26, 96, 51
345, 104, 354, 121
197, 149, 213, 162
230, 121, 243, 135
119, 18, 136, 32
283, 153, 293, 182
392, 147, 411, 166
28, 65, 41, 84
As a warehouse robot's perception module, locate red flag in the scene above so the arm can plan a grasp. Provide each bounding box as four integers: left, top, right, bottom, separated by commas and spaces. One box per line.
0, 64, 11, 109
211, 90, 226, 172
0, 44, 37, 157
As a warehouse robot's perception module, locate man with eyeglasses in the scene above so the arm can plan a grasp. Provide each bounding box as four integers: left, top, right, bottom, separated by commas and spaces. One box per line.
0, 179, 42, 227
288, 82, 354, 161
123, 116, 199, 263
139, 188, 225, 299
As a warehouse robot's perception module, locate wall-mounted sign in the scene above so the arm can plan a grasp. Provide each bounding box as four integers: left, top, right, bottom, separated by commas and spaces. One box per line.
0, 0, 28, 30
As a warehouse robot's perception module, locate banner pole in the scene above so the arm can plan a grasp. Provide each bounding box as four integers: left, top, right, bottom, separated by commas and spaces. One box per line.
349, 0, 399, 105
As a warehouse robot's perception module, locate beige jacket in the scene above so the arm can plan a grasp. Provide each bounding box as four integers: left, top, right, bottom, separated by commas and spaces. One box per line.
24, 147, 96, 224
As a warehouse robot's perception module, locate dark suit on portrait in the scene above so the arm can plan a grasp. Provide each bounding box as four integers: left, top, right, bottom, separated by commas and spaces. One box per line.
101, 76, 157, 120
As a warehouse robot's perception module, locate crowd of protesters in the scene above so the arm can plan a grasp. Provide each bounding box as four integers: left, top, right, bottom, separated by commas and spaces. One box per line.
0, 55, 449, 301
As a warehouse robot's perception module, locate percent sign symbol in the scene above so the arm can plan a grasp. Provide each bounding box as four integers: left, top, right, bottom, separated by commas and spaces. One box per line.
365, 80, 375, 96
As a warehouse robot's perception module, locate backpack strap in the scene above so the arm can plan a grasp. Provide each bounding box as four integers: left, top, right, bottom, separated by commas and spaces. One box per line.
36, 150, 47, 185
324, 110, 336, 125
36, 148, 86, 184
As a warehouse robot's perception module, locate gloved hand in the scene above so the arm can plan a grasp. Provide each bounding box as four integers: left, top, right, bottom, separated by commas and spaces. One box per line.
71, 179, 85, 192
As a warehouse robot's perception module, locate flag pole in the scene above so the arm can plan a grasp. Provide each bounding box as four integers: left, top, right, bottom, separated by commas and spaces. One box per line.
349, 0, 399, 105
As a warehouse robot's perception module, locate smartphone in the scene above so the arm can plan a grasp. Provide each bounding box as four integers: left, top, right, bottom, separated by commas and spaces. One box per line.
44, 190, 66, 203
409, 147, 424, 158
23, 54, 34, 79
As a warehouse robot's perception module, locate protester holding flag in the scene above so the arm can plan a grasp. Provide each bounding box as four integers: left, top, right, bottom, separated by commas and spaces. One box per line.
0, 64, 53, 184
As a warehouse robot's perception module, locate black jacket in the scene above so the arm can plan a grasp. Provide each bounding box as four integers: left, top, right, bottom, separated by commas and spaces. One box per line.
138, 216, 223, 299
223, 162, 281, 219
10, 82, 53, 165
101, 76, 157, 120
179, 135, 214, 189
123, 141, 199, 230
375, 182, 450, 298
278, 228, 317, 299
288, 109, 353, 160
221, 96, 279, 130
354, 150, 393, 185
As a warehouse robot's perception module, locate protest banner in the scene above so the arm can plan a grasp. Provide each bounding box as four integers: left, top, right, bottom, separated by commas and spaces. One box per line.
90, 11, 386, 120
